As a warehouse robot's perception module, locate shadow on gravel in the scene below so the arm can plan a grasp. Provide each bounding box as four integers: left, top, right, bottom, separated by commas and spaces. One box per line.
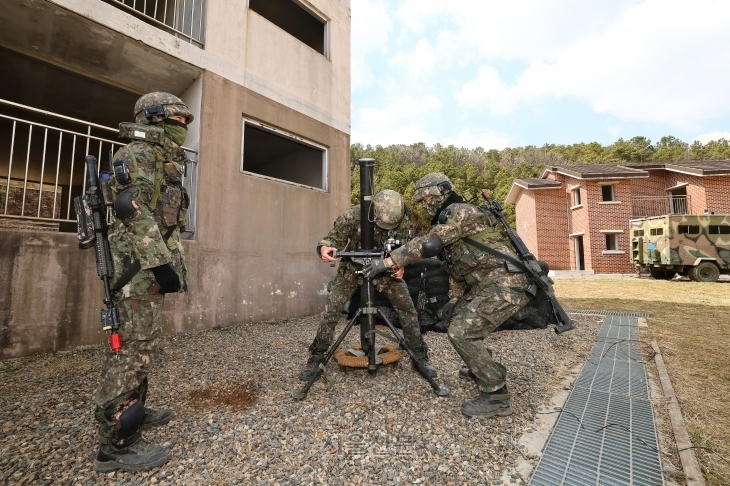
187, 379, 258, 411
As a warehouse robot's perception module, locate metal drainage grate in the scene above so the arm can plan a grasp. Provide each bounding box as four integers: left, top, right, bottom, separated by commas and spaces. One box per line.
529, 315, 664, 486
567, 309, 650, 318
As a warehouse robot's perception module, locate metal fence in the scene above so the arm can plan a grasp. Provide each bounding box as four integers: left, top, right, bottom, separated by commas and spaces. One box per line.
0, 99, 198, 236
631, 195, 689, 218
106, 0, 206, 48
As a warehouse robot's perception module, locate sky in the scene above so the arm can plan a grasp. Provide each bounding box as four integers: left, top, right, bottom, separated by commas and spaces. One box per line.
350, 0, 730, 150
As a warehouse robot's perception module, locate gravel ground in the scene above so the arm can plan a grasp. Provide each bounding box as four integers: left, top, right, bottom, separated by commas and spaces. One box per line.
0, 314, 603, 486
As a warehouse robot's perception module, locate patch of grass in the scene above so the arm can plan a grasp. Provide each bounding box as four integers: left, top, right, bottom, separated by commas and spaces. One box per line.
554, 277, 730, 485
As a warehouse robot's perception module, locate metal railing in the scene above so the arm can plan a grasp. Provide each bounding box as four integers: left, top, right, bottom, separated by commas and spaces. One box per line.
0, 98, 198, 236
631, 195, 689, 218
106, 0, 206, 48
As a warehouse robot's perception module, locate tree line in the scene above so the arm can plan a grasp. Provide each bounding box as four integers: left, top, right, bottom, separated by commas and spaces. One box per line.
350, 136, 730, 233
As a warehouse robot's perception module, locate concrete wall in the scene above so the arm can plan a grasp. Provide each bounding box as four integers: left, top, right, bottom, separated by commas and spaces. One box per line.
1, 0, 352, 358
0, 70, 350, 359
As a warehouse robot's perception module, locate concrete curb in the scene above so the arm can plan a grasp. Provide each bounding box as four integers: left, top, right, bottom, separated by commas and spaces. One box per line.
651, 340, 706, 486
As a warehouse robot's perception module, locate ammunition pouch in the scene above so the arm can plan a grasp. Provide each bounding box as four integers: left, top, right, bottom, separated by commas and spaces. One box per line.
112, 158, 132, 185
73, 196, 95, 249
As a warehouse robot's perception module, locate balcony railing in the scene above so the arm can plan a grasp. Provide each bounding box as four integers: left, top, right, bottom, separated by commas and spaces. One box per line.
0, 99, 198, 236
631, 196, 689, 218
105, 0, 206, 48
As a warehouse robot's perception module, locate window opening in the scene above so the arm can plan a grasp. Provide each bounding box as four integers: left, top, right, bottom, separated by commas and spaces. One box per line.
249, 0, 327, 56
678, 225, 700, 234
572, 188, 581, 206
709, 225, 730, 235
633, 230, 644, 237
650, 228, 663, 236
605, 233, 618, 251
241, 120, 327, 190
601, 185, 614, 202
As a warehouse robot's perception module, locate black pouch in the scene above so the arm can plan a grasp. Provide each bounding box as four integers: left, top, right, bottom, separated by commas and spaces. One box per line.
73, 195, 95, 249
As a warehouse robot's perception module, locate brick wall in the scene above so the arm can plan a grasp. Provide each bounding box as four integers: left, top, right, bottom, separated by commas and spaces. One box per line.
535, 189, 570, 270
697, 176, 730, 214
516, 190, 537, 254
584, 180, 635, 273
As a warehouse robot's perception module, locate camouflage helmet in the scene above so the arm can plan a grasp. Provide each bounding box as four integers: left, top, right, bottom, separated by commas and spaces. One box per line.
133, 92, 194, 125
372, 189, 405, 230
413, 173, 453, 202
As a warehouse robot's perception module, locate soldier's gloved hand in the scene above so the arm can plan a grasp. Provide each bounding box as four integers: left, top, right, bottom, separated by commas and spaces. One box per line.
151, 264, 181, 294
437, 301, 456, 322
362, 258, 390, 279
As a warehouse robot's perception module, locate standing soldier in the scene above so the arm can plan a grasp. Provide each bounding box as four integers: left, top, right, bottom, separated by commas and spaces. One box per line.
92, 92, 193, 472
364, 174, 532, 418
299, 190, 437, 381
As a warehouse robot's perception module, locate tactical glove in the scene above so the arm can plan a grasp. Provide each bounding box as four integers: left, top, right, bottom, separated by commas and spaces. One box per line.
437, 301, 456, 322
151, 264, 181, 294
362, 258, 390, 279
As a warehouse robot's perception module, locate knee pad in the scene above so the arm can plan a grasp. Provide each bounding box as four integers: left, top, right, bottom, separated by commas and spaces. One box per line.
117, 401, 145, 438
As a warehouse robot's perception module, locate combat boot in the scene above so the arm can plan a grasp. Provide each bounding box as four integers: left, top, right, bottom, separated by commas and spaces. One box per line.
412, 347, 437, 378
94, 437, 172, 472
458, 367, 476, 380
461, 386, 512, 418
299, 355, 326, 381
140, 407, 174, 430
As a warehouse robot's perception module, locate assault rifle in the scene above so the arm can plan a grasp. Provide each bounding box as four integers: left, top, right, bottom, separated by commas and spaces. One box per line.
474, 190, 575, 334
74, 155, 122, 353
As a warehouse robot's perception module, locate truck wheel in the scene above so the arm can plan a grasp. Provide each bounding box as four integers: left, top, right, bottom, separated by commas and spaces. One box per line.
689, 262, 720, 282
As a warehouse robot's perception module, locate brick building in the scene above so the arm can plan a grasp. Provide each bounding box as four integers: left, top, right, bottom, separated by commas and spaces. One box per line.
505, 161, 730, 274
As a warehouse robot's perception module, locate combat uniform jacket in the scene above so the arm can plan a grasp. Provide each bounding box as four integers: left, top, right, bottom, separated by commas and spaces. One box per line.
108, 131, 190, 299
389, 202, 529, 299
317, 205, 412, 276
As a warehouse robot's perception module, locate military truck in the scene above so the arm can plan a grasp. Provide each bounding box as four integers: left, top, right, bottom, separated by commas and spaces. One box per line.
630, 213, 730, 282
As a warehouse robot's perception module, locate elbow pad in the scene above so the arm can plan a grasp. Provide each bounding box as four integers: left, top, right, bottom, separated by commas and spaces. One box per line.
114, 187, 139, 222
420, 233, 444, 258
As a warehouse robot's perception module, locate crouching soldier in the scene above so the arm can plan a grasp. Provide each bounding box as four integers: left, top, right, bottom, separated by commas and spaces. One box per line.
364, 173, 531, 418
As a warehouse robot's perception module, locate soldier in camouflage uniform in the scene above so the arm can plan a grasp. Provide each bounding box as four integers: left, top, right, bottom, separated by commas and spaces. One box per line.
364, 174, 531, 418
299, 190, 437, 381
92, 92, 193, 472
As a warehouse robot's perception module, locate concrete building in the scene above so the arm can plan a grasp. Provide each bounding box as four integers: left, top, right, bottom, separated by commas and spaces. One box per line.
0, 0, 351, 358
505, 161, 730, 274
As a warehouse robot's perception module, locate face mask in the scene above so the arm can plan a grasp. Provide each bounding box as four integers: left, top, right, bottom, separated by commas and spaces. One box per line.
163, 120, 188, 146
422, 196, 442, 217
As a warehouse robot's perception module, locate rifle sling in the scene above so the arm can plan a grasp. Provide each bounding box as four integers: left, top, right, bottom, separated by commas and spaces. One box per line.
462, 237, 531, 275
111, 225, 177, 293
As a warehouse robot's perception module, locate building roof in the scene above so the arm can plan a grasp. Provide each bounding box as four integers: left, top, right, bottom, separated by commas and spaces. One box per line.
626, 160, 730, 176
545, 164, 649, 179
505, 178, 562, 204
507, 160, 730, 205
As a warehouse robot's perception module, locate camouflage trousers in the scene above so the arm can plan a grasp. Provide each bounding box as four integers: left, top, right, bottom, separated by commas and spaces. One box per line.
447, 285, 530, 394
93, 294, 164, 412
313, 270, 425, 354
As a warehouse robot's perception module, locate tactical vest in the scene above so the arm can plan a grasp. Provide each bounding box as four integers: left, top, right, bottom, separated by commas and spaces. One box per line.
113, 123, 189, 236
439, 204, 511, 286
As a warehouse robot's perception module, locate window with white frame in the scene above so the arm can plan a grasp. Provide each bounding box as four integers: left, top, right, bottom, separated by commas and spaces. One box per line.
241, 119, 328, 190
